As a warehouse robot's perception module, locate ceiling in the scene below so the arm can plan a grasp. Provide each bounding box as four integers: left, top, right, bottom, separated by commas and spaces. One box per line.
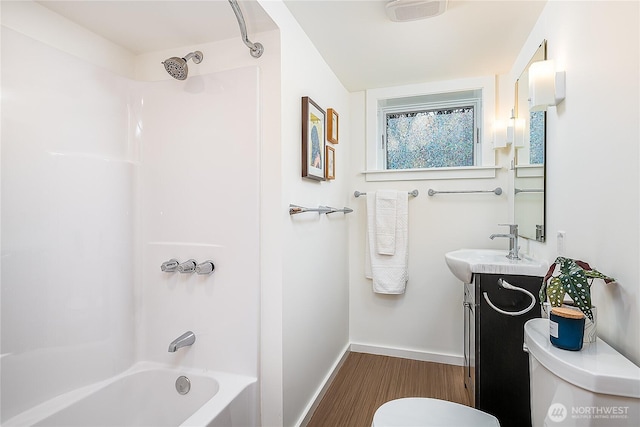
284, 0, 547, 91
35, 0, 277, 54
35, 0, 547, 92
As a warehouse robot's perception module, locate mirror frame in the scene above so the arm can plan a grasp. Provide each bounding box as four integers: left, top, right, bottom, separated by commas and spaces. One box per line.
514, 40, 547, 242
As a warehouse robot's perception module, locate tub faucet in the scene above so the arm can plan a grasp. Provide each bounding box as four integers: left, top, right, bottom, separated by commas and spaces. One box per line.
490, 224, 520, 260
168, 331, 196, 352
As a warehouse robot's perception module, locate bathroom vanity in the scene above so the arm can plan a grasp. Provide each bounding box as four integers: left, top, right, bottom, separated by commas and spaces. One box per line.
465, 273, 542, 427
446, 249, 548, 427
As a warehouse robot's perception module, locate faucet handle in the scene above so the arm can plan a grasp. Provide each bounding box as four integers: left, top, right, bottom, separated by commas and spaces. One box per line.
161, 259, 179, 272
195, 260, 215, 275
177, 259, 197, 273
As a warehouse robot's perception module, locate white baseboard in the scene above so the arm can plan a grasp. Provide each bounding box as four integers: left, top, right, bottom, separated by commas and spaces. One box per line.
296, 343, 351, 427
297, 344, 464, 426
349, 343, 464, 367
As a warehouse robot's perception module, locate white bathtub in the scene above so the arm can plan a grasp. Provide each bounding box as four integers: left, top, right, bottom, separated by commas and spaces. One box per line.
2, 362, 257, 427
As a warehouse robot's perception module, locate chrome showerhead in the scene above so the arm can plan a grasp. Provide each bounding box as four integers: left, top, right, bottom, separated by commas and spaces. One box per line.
162, 51, 203, 80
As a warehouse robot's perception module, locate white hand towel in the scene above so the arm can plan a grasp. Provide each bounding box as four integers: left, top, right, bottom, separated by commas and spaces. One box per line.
365, 191, 409, 294
375, 190, 398, 255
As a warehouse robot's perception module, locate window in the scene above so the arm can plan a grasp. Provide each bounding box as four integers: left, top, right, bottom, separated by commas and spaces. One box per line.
364, 77, 497, 181
379, 91, 481, 170
385, 105, 476, 169
529, 111, 544, 165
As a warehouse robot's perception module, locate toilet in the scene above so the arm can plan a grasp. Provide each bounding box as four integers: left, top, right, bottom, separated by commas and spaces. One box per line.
372, 318, 640, 426
371, 397, 499, 426
524, 317, 639, 426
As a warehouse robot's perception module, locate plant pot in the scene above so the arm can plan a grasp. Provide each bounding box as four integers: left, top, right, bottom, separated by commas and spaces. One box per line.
541, 301, 551, 318
562, 304, 597, 343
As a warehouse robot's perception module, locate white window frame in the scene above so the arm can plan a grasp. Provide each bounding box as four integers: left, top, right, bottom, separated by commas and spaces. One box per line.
365, 76, 498, 182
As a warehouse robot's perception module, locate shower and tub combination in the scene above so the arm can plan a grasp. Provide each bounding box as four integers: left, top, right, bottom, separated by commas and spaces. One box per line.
1, 1, 265, 425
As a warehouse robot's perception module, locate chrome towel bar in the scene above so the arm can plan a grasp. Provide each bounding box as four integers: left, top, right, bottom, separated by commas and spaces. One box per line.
353, 189, 419, 198
428, 187, 502, 196
515, 188, 543, 194
289, 204, 353, 215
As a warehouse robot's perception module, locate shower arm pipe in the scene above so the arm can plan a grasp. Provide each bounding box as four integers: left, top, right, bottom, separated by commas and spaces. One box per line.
228, 0, 264, 58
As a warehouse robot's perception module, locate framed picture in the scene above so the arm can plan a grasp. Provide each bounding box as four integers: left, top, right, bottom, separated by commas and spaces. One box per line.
327, 108, 339, 144
326, 146, 335, 180
301, 97, 326, 181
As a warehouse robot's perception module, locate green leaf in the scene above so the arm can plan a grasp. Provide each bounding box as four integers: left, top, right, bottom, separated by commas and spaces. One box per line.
547, 276, 565, 307
585, 269, 615, 283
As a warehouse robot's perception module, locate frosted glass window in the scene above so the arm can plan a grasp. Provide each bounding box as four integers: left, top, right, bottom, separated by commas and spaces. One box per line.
529, 111, 544, 164
385, 106, 475, 169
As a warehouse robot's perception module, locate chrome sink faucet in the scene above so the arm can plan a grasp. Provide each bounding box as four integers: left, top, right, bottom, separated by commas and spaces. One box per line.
168, 331, 196, 352
490, 224, 520, 260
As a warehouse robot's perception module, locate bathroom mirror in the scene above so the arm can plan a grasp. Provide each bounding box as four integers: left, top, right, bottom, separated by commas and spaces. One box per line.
514, 40, 546, 242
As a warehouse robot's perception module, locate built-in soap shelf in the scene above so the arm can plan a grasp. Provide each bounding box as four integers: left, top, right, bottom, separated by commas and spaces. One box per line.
161, 259, 215, 275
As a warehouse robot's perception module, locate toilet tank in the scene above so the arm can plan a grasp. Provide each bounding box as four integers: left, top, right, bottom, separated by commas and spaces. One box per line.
524, 318, 640, 426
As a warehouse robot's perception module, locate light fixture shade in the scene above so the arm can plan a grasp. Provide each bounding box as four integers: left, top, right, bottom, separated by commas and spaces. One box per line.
506, 125, 515, 144
529, 60, 566, 111
493, 120, 507, 149
514, 118, 526, 148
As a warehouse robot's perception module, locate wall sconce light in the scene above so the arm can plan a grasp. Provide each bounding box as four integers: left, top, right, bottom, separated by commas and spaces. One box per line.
528, 59, 566, 111
513, 117, 526, 148
493, 109, 516, 150
493, 119, 508, 149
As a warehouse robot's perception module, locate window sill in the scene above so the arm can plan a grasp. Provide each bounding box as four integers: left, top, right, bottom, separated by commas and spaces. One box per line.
361, 166, 501, 182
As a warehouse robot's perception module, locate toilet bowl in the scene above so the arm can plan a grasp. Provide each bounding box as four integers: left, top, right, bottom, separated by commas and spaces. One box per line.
371, 397, 500, 426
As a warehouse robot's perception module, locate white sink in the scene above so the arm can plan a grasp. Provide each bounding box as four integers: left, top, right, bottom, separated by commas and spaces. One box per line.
445, 249, 549, 283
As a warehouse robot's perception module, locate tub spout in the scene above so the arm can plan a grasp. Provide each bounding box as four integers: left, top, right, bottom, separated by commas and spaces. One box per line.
168, 331, 196, 352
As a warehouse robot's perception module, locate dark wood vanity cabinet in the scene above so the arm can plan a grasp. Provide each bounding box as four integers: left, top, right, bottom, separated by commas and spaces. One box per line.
463, 273, 542, 427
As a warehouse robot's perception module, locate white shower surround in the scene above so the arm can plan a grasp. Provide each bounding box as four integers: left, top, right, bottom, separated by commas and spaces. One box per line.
1, 24, 260, 425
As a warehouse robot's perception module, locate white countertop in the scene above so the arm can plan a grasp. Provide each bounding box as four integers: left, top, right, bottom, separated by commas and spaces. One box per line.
445, 248, 549, 283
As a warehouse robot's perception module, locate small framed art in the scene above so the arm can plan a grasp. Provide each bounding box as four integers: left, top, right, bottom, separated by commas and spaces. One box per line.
326, 146, 335, 180
327, 108, 339, 144
301, 97, 326, 181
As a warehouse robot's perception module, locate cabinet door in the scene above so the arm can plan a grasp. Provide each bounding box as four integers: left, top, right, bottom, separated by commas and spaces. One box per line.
463, 283, 475, 406
475, 274, 541, 427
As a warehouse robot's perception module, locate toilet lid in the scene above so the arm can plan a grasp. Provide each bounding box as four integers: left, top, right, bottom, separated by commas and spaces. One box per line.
372, 398, 500, 427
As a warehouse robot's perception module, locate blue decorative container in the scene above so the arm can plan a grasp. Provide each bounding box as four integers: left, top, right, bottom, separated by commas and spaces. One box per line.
549, 307, 585, 351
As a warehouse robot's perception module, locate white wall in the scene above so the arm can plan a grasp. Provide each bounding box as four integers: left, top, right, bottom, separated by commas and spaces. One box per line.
348, 90, 509, 363
1, 25, 134, 421
509, 0, 640, 365
257, 2, 351, 426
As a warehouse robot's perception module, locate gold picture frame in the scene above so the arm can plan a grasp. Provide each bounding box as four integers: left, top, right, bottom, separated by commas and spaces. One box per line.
326, 146, 335, 180
327, 108, 339, 144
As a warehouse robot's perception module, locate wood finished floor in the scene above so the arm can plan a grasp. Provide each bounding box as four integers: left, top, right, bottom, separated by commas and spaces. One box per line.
306, 352, 470, 427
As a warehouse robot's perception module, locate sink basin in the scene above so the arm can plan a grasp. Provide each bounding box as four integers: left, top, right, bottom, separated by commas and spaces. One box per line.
445, 249, 549, 283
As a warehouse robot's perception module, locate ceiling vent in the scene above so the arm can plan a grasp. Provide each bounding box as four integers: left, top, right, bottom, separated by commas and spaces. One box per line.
385, 0, 448, 22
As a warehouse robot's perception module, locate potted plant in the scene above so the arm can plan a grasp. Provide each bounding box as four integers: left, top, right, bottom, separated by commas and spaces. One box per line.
539, 256, 615, 322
